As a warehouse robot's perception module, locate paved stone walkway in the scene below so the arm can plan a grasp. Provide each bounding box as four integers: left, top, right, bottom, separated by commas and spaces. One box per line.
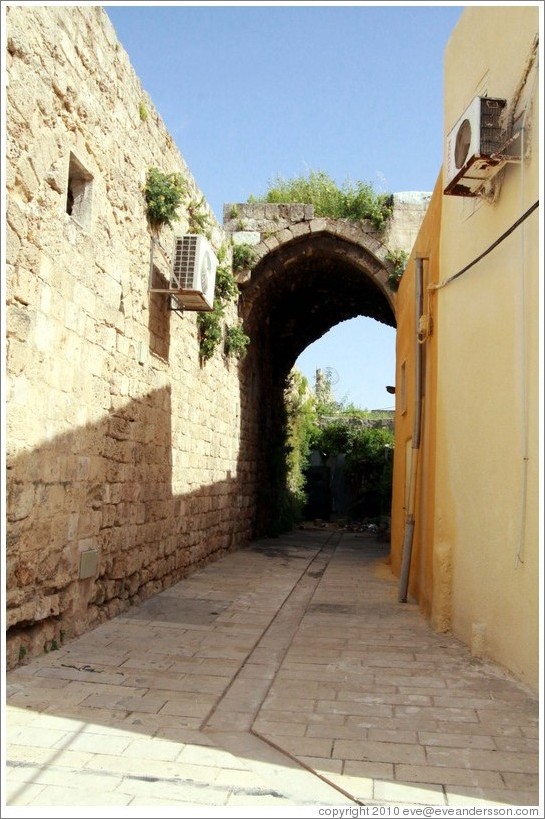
4, 529, 540, 809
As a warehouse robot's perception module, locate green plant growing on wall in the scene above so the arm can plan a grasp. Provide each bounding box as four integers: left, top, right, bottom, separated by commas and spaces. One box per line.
215, 264, 239, 302
187, 196, 213, 237
18, 645, 26, 661
285, 370, 318, 511
225, 322, 250, 360
144, 167, 187, 231
139, 101, 148, 122
197, 304, 225, 362
249, 170, 394, 231
232, 242, 257, 272
196, 243, 250, 363
385, 248, 409, 291
216, 243, 228, 264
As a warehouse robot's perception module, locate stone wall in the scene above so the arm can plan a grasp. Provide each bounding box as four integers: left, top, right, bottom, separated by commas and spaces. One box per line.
382, 191, 433, 252
5, 5, 255, 668
5, 5, 430, 671
223, 199, 429, 285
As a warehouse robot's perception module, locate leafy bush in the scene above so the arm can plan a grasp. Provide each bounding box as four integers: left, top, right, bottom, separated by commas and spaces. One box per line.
144, 167, 186, 230
225, 322, 250, 360
197, 305, 224, 362
215, 264, 239, 302
232, 242, 257, 272
313, 421, 394, 519
197, 244, 250, 363
187, 196, 213, 237
284, 374, 395, 523
285, 371, 318, 502
249, 170, 393, 231
385, 248, 409, 291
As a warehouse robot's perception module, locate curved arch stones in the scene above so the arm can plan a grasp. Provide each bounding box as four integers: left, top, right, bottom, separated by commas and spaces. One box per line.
224, 203, 398, 380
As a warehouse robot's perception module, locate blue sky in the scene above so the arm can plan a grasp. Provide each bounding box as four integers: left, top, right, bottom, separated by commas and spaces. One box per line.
105, 2, 463, 410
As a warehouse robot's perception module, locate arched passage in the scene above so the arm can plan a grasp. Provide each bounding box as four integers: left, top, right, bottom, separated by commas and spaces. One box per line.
236, 227, 397, 536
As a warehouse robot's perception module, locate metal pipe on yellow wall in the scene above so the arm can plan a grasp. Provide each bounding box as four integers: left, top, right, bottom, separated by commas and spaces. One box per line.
398, 257, 425, 602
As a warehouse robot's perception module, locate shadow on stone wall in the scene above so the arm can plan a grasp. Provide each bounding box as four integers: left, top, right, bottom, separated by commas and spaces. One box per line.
6, 384, 254, 669
148, 292, 171, 362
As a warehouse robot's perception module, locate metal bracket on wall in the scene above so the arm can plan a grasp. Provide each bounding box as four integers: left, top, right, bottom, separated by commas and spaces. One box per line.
167, 294, 185, 313
148, 237, 185, 316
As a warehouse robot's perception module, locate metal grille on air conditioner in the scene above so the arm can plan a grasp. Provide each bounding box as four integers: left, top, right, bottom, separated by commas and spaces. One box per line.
444, 96, 518, 197
171, 234, 199, 290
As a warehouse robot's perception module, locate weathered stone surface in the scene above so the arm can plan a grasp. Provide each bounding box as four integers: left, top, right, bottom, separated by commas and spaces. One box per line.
6, 595, 61, 628
383, 191, 432, 252
5, 5, 252, 669
231, 231, 261, 246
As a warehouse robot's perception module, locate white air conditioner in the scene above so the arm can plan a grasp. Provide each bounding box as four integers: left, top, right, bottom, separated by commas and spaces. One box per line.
170, 234, 218, 311
444, 96, 509, 196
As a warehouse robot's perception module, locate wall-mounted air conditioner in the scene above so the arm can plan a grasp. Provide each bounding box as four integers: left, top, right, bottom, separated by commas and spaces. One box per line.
444, 96, 516, 197
169, 234, 218, 311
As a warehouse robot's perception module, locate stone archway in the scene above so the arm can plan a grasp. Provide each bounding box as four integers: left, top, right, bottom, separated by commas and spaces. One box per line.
224, 205, 397, 536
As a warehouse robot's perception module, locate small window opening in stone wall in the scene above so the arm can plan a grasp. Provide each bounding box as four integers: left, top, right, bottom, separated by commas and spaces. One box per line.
66, 152, 93, 230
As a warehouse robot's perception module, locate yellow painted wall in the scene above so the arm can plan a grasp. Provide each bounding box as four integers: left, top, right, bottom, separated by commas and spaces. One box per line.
440, 5, 539, 690
392, 5, 540, 690
391, 175, 442, 621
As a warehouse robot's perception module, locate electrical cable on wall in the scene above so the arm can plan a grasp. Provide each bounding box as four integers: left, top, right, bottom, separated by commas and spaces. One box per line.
429, 199, 539, 293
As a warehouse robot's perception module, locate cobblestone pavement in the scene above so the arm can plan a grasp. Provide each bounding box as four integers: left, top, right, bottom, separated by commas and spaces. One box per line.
4, 529, 540, 810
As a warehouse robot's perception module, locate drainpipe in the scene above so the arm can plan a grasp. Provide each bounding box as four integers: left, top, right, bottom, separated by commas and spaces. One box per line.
398, 257, 425, 602
514, 54, 538, 568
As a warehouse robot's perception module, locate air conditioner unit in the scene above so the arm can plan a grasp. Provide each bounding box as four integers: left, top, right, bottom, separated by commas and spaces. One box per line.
170, 234, 218, 311
444, 96, 510, 196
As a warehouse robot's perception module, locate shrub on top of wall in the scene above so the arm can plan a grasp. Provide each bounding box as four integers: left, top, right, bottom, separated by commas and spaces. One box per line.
248, 169, 394, 231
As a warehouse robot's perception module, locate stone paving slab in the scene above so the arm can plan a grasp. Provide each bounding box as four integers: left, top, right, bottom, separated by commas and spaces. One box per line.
253, 533, 540, 807
4, 529, 541, 810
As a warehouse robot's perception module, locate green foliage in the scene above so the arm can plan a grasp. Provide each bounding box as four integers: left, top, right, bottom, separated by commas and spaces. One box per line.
232, 242, 257, 272
283, 370, 395, 523
197, 247, 250, 363
197, 304, 225, 362
341, 405, 394, 421
312, 420, 394, 519
216, 243, 229, 264
187, 196, 213, 237
18, 645, 26, 661
144, 167, 186, 230
285, 371, 318, 503
225, 322, 250, 360
249, 170, 393, 231
139, 101, 148, 122
215, 264, 239, 302
385, 248, 409, 291
310, 420, 351, 457
347, 424, 393, 464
